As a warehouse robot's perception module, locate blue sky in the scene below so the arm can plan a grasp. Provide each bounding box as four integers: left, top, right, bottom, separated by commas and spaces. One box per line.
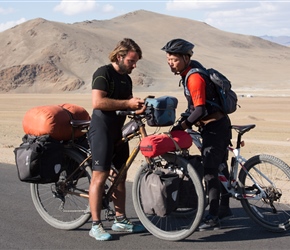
1, 0, 290, 36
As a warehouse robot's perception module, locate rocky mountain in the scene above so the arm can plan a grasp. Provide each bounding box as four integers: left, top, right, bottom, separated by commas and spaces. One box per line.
0, 9, 290, 93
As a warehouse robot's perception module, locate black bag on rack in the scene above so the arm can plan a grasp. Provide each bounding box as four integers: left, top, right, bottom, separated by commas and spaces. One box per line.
14, 134, 64, 184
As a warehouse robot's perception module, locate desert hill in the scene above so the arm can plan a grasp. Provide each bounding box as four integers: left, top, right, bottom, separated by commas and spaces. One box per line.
0, 9, 290, 94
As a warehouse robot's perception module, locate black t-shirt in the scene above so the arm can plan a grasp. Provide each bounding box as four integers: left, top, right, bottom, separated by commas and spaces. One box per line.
90, 63, 133, 136
92, 64, 132, 99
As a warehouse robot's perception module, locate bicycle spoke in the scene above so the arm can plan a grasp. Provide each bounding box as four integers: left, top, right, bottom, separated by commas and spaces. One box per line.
132, 154, 205, 241
239, 154, 290, 232
30, 149, 92, 230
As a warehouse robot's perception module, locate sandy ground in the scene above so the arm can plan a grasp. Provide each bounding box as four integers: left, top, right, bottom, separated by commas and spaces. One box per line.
1, 92, 290, 181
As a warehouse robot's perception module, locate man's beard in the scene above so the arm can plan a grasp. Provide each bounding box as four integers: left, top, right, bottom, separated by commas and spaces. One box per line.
119, 60, 132, 74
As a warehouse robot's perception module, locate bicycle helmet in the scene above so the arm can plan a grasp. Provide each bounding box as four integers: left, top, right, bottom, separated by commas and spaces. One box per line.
161, 38, 194, 56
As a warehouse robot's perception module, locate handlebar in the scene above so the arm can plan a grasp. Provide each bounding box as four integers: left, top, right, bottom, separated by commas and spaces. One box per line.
116, 110, 136, 116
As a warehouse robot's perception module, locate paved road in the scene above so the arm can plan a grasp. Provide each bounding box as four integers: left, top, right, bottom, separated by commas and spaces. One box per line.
1, 162, 290, 249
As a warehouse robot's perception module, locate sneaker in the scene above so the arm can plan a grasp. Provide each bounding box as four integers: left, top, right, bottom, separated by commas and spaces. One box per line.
111, 217, 146, 233
89, 223, 112, 241
198, 214, 220, 231
218, 206, 234, 221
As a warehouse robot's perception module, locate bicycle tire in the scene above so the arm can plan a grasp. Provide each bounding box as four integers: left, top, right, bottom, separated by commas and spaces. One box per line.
132, 153, 205, 241
238, 154, 290, 232
30, 148, 92, 230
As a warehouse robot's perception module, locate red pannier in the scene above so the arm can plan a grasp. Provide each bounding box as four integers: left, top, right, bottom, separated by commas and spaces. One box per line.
140, 130, 192, 158
22, 103, 91, 141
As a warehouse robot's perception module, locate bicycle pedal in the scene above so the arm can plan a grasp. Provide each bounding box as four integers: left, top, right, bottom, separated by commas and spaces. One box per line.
233, 193, 243, 200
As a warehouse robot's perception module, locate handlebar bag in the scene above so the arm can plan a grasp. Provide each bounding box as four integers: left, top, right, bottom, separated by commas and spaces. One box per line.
140, 130, 192, 158
145, 96, 178, 127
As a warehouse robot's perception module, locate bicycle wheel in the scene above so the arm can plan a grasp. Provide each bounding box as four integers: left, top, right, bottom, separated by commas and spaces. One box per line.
30, 148, 92, 230
132, 153, 205, 241
238, 154, 290, 232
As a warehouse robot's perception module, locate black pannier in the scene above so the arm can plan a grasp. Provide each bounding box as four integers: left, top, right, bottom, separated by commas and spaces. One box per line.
14, 134, 64, 184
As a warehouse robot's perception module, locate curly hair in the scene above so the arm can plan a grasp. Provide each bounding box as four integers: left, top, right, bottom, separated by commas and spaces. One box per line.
109, 38, 142, 62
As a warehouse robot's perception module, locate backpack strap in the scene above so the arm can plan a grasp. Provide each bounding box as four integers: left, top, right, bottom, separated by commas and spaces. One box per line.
184, 68, 223, 112
184, 68, 209, 85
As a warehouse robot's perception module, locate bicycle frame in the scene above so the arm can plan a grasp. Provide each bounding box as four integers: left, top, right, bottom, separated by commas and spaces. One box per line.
187, 124, 269, 201
104, 117, 149, 201
64, 113, 152, 208
222, 146, 268, 200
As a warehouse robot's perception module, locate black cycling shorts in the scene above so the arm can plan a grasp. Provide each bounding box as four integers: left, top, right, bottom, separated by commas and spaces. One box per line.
88, 110, 129, 172
200, 116, 231, 169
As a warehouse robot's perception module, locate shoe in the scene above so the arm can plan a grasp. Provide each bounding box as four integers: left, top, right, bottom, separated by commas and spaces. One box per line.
198, 214, 220, 231
89, 223, 112, 241
218, 206, 234, 221
111, 217, 146, 233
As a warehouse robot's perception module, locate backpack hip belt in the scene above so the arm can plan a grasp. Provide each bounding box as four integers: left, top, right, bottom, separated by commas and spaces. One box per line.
197, 111, 225, 127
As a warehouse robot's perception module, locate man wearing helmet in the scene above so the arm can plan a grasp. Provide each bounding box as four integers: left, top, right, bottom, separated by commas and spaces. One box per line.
162, 38, 233, 230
